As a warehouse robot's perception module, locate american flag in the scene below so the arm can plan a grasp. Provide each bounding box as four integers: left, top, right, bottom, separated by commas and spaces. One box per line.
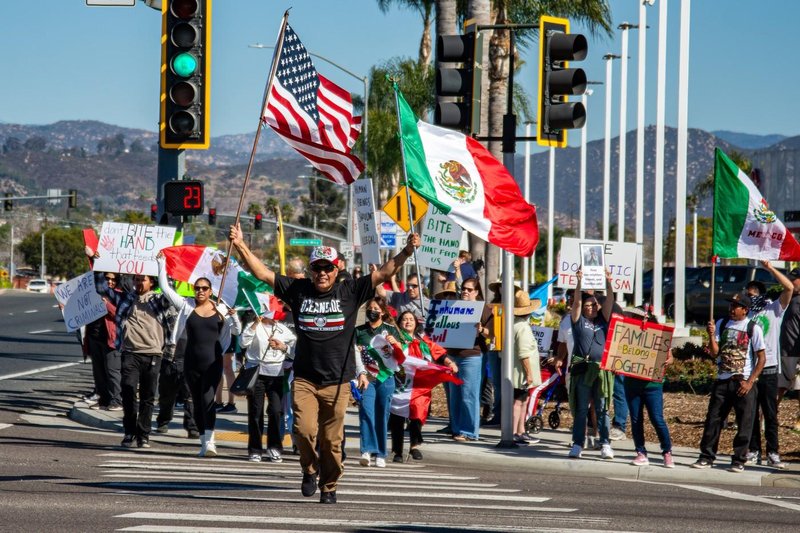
262, 23, 363, 185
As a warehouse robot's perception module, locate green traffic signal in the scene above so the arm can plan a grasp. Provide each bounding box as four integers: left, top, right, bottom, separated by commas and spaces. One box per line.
172, 52, 198, 78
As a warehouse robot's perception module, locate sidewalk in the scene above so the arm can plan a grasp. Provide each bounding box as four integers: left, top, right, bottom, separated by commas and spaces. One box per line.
69, 397, 800, 489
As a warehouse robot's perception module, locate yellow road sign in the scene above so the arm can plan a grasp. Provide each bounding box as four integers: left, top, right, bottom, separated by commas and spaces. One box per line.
382, 186, 428, 232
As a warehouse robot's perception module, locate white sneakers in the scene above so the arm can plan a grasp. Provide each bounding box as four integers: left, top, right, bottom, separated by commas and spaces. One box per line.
359, 452, 371, 467
375, 457, 386, 468
600, 444, 615, 460
199, 432, 217, 458
568, 444, 582, 458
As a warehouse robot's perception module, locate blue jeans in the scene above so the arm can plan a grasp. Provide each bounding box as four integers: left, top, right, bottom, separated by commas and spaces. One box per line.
624, 378, 672, 456
358, 377, 394, 457
487, 351, 501, 419
571, 376, 610, 447
612, 373, 628, 431
448, 355, 482, 439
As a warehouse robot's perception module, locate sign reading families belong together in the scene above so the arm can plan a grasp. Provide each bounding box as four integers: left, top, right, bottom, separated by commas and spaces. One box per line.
601, 316, 674, 382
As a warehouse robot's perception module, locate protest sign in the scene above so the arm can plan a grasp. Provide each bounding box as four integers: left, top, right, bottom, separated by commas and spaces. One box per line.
93, 222, 176, 276
557, 238, 639, 294
424, 300, 484, 349
353, 179, 381, 265
417, 204, 464, 270
601, 315, 674, 382
531, 326, 555, 356
580, 243, 606, 290
54, 272, 107, 333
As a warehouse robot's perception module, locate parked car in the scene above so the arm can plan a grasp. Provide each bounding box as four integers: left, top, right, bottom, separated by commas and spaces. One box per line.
642, 267, 702, 318
26, 279, 49, 293
684, 265, 785, 323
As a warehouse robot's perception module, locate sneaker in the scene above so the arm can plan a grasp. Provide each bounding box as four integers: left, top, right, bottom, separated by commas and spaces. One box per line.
609, 427, 626, 441
513, 434, 529, 445
728, 463, 745, 473
107, 404, 123, 412
410, 448, 423, 461
187, 429, 200, 439
436, 425, 452, 434
359, 452, 371, 467
213, 402, 225, 412
767, 453, 787, 470
319, 490, 337, 504
568, 444, 582, 459
121, 434, 135, 448
691, 458, 712, 469
393, 454, 404, 463
89, 403, 104, 411
663, 452, 675, 469
83, 397, 99, 407
155, 424, 169, 434
375, 457, 386, 468
301, 472, 318, 497
600, 444, 615, 460
586, 436, 596, 450
219, 403, 237, 413
82, 392, 99, 402
631, 452, 649, 466
248, 453, 262, 462
204, 440, 217, 457
521, 433, 540, 444
745, 451, 760, 465
137, 437, 150, 449
266, 448, 283, 463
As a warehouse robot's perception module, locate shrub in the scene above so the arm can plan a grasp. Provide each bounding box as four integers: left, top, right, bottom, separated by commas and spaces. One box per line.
664, 358, 717, 394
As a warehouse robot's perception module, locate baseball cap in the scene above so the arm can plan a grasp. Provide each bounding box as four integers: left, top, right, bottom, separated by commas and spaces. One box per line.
309, 246, 338, 265
788, 268, 800, 281
727, 291, 753, 308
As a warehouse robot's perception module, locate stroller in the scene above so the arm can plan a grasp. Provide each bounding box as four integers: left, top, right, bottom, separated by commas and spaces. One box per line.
524, 361, 568, 434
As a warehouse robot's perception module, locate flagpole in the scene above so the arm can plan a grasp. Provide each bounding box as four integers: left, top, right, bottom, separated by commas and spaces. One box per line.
218, 10, 290, 301
391, 80, 426, 317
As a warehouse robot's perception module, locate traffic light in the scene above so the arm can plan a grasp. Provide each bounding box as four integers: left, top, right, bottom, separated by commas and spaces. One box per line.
150, 203, 158, 221
68, 189, 77, 208
434, 23, 482, 134
160, 0, 211, 149
164, 180, 204, 216
3, 193, 11, 212
208, 207, 216, 226
254, 212, 262, 230
537, 15, 588, 148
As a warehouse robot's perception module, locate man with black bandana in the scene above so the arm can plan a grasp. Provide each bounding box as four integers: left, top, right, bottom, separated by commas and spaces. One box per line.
229, 223, 420, 505
743, 261, 792, 469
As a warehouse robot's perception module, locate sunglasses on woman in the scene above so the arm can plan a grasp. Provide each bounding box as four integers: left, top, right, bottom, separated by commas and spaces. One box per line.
194, 285, 212, 292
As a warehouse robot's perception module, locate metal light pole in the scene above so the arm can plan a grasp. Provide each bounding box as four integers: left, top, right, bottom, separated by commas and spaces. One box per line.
692, 207, 698, 268
40, 231, 46, 279
522, 122, 532, 290
602, 55, 620, 242
617, 24, 634, 245
653, 0, 668, 318
579, 89, 597, 239
635, 1, 652, 307
547, 147, 555, 302
674, 0, 692, 330
249, 43, 368, 245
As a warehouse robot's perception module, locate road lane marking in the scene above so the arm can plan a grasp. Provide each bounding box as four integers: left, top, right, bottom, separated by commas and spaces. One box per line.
24, 309, 38, 314
0, 424, 12, 431
28, 329, 53, 334
0, 362, 80, 381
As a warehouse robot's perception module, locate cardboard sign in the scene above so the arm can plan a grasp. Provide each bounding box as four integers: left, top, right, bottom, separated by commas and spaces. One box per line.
424, 300, 485, 349
93, 222, 176, 276
601, 315, 674, 382
531, 326, 555, 356
417, 204, 464, 270
558, 238, 638, 294
54, 272, 107, 333
353, 179, 381, 265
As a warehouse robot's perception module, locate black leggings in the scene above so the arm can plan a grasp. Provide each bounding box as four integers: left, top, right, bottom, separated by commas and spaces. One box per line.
185, 361, 223, 435
246, 374, 285, 454
389, 413, 423, 456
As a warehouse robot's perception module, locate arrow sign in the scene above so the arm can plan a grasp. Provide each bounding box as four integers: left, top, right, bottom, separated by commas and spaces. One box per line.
382, 186, 428, 232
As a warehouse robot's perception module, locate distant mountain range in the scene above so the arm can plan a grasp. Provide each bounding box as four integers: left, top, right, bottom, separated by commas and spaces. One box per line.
711, 131, 787, 150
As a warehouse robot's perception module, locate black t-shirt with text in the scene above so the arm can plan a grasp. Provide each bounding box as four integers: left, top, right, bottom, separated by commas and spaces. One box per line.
274, 274, 375, 386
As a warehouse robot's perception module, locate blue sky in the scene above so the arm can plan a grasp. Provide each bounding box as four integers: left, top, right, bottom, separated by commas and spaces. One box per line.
2, 0, 798, 146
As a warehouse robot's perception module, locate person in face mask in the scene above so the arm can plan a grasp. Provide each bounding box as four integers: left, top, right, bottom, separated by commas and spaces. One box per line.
353, 296, 404, 468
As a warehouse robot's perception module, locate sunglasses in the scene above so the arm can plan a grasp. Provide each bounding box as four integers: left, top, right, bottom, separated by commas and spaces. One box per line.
105, 276, 117, 282
194, 286, 212, 292
461, 287, 477, 292
407, 284, 419, 289
311, 263, 336, 273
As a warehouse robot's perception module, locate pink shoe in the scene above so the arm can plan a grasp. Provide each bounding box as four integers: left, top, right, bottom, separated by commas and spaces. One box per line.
663, 452, 675, 469
631, 452, 649, 466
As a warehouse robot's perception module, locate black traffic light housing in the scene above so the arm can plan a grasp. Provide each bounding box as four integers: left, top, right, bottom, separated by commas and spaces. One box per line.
164, 180, 204, 216
3, 193, 11, 212
150, 203, 158, 221
537, 15, 588, 148
254, 212, 263, 230
68, 189, 77, 208
434, 23, 482, 134
208, 207, 216, 226
160, 0, 211, 149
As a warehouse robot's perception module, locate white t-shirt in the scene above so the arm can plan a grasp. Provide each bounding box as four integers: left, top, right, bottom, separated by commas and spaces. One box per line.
749, 299, 785, 369
714, 318, 766, 380
557, 314, 574, 362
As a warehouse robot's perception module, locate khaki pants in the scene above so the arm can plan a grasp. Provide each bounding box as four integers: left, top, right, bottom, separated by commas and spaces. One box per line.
292, 378, 351, 493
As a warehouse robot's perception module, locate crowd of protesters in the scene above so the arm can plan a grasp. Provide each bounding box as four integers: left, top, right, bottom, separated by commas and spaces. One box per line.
76, 233, 800, 505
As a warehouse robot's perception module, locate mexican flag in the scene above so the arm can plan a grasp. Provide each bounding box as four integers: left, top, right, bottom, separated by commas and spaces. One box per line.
395, 86, 538, 257
161, 245, 243, 306
234, 270, 284, 320
391, 357, 462, 425
713, 148, 800, 260
363, 334, 406, 382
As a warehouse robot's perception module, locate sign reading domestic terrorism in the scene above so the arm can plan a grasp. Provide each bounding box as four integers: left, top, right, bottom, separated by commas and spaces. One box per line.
557, 238, 638, 294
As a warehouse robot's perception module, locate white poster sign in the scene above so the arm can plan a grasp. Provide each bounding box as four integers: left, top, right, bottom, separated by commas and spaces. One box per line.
353, 179, 381, 265
93, 222, 177, 276
531, 326, 555, 357
424, 300, 485, 349
558, 238, 638, 294
54, 272, 107, 333
417, 204, 464, 270
580, 243, 606, 290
